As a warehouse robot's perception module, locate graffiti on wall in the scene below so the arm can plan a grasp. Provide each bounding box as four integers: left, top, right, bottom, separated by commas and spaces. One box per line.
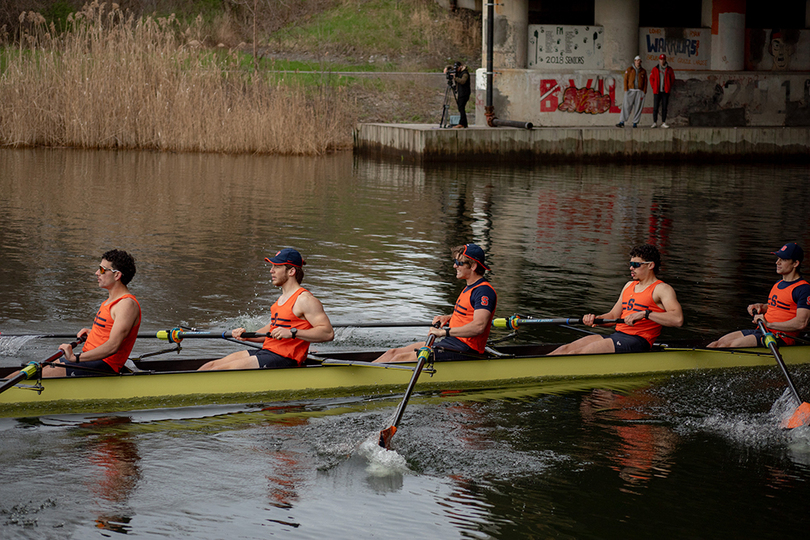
538, 77, 620, 115
639, 28, 709, 70
528, 25, 604, 70
746, 29, 810, 71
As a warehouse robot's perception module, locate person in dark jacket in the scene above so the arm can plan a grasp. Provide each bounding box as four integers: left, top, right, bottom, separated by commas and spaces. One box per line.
444, 61, 471, 128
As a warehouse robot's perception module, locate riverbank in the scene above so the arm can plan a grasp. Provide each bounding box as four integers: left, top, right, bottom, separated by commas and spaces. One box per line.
355, 124, 810, 163
0, 1, 480, 155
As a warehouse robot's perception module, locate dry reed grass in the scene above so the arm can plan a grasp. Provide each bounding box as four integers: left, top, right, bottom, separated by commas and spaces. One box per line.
0, 2, 353, 154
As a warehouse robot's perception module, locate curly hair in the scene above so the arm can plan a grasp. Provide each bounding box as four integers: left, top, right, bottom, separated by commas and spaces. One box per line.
102, 249, 137, 285
629, 244, 661, 275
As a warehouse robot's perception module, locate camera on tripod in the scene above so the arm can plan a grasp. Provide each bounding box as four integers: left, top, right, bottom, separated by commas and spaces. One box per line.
445, 62, 461, 86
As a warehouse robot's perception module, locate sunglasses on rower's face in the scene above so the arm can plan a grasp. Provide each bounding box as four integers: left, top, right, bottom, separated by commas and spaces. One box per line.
98, 264, 119, 275
629, 261, 652, 269
453, 259, 469, 267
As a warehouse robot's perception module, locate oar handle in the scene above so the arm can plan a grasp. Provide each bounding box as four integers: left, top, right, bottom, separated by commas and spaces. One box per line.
156, 329, 237, 343
492, 316, 623, 330
0, 336, 84, 394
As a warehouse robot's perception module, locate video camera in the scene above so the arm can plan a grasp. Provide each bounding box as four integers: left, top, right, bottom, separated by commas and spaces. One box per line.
445, 61, 462, 86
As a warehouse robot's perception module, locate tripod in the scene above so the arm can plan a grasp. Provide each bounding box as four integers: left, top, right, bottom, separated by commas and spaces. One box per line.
439, 80, 459, 128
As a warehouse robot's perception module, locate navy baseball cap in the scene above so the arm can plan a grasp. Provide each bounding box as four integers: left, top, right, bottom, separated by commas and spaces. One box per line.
462, 243, 489, 271
772, 242, 804, 262
265, 248, 303, 267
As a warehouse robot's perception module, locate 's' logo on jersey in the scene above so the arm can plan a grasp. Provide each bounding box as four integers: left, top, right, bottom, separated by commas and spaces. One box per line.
481, 296, 489, 306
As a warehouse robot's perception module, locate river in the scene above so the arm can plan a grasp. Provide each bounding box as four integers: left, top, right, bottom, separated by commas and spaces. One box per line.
0, 148, 808, 538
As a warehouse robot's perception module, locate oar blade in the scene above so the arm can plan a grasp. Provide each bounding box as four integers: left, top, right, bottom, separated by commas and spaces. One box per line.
378, 426, 397, 448
784, 402, 810, 429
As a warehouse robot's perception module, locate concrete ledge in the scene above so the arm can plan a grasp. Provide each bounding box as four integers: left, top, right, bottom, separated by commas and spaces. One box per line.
353, 124, 810, 163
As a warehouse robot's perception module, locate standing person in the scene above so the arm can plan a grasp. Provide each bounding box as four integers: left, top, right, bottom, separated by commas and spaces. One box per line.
199, 248, 334, 370
650, 53, 675, 128
548, 245, 684, 355
444, 61, 471, 128
708, 243, 810, 348
373, 244, 497, 363
615, 56, 647, 128
44, 249, 141, 377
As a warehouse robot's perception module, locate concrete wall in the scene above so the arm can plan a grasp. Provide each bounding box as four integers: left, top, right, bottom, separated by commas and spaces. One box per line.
475, 68, 810, 127
354, 124, 810, 163
595, 0, 640, 70
483, 0, 528, 69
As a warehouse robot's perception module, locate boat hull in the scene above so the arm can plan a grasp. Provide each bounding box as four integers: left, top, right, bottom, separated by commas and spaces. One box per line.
1, 344, 808, 417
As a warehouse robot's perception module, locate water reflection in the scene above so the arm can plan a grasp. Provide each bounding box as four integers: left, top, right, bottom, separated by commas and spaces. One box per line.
579, 389, 678, 492
2, 148, 810, 363
76, 416, 141, 533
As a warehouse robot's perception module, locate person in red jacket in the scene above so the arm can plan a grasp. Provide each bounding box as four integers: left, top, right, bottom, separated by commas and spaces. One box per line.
649, 54, 675, 128
373, 244, 497, 363
199, 248, 334, 370
708, 242, 810, 348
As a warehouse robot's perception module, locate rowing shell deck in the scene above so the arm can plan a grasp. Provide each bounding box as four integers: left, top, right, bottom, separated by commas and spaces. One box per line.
1, 344, 808, 417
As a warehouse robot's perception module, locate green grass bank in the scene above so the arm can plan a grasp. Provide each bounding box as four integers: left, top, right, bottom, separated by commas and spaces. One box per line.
0, 0, 481, 154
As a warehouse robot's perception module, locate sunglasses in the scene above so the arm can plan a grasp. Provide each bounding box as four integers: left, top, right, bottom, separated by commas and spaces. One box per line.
98, 264, 119, 275
453, 259, 469, 267
629, 261, 652, 268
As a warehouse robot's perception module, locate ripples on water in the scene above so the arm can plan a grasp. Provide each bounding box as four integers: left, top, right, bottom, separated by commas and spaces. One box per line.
1, 367, 810, 538
2, 149, 810, 538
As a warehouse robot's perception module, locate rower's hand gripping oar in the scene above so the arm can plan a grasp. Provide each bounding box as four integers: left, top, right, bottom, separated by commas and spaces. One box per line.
0, 336, 85, 395
492, 315, 624, 330
378, 332, 436, 449
754, 313, 810, 428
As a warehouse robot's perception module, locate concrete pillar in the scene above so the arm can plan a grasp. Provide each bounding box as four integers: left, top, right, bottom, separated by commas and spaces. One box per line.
595, 0, 640, 71
482, 0, 528, 69
711, 0, 745, 71
701, 0, 713, 27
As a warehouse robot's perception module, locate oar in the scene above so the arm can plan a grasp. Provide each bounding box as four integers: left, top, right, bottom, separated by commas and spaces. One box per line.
0, 337, 84, 395
156, 323, 435, 343
492, 316, 623, 330
378, 333, 436, 449
1, 332, 161, 339
755, 318, 810, 428
2, 322, 436, 341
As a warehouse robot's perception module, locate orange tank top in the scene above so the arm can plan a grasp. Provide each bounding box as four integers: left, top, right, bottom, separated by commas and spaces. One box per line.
765, 279, 810, 344
615, 280, 665, 346
261, 288, 313, 365
448, 279, 497, 353
83, 294, 141, 372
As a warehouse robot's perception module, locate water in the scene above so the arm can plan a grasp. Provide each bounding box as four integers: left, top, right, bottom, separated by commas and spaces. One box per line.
1, 148, 810, 538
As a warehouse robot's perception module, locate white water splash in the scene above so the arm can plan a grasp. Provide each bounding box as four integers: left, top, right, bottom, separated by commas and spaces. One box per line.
356, 434, 410, 477
0, 335, 39, 356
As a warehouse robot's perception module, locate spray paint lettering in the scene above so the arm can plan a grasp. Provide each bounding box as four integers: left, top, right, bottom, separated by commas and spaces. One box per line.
539, 78, 620, 114
646, 36, 700, 57
558, 87, 611, 114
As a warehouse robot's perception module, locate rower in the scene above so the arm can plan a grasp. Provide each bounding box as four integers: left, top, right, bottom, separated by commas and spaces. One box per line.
708, 242, 810, 348
198, 248, 334, 370
43, 250, 141, 377
548, 244, 684, 355
373, 244, 497, 363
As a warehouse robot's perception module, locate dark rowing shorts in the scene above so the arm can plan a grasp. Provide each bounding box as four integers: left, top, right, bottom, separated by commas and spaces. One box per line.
248, 349, 299, 369
740, 328, 790, 347
64, 359, 118, 377
432, 336, 483, 361
606, 332, 651, 353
